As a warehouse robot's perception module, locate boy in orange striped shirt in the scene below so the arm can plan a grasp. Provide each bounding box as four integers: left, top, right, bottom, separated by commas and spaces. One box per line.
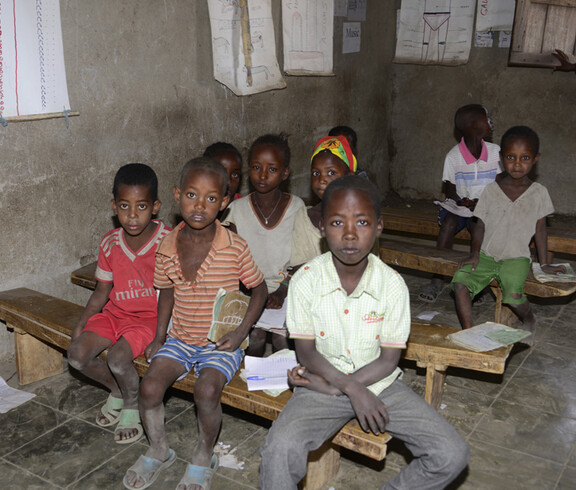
124, 157, 267, 490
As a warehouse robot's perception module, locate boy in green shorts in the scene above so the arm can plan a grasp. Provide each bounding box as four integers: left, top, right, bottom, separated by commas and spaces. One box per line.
452, 126, 566, 338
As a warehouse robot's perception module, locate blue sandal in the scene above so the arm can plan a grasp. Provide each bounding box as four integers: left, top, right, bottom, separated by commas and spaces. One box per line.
123, 449, 176, 490
176, 454, 218, 490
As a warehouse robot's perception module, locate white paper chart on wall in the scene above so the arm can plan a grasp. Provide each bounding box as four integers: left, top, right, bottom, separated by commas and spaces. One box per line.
0, 0, 71, 118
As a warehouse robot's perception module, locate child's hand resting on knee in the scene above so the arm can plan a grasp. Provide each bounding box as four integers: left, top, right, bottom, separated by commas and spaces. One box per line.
459, 252, 479, 271
345, 382, 389, 435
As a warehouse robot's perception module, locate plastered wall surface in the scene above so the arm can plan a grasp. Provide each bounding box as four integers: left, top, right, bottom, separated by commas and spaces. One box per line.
0, 1, 393, 357
2, 3, 575, 358
389, 47, 576, 213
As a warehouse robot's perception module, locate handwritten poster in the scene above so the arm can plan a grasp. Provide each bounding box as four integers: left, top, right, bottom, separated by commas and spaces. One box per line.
394, 0, 476, 66
207, 0, 286, 96
0, 0, 70, 117
476, 0, 515, 32
282, 0, 334, 76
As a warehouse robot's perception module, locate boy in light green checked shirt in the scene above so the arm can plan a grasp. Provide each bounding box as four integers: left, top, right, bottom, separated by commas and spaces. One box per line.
260, 175, 469, 490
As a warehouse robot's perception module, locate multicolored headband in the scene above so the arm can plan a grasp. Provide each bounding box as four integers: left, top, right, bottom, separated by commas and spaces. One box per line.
310, 136, 357, 173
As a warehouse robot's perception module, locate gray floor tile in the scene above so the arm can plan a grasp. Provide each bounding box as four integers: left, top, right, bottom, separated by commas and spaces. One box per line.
0, 459, 60, 489
499, 368, 576, 419
3, 417, 129, 487
471, 399, 576, 462
557, 466, 576, 490
462, 439, 561, 489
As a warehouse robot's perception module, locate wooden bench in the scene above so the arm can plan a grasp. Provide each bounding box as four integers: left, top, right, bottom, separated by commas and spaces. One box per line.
379, 237, 576, 326
1, 287, 513, 488
68, 263, 513, 409
0, 287, 387, 490
381, 206, 576, 257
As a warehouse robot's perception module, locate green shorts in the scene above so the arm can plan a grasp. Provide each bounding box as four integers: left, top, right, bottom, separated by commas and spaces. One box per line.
451, 252, 530, 305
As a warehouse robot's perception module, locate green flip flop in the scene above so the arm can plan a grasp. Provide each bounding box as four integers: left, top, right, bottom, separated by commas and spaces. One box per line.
115, 408, 144, 444
95, 394, 123, 427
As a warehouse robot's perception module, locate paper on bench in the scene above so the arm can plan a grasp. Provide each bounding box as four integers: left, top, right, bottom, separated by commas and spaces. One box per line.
244, 353, 297, 391
0, 376, 36, 413
532, 263, 576, 284
448, 322, 530, 352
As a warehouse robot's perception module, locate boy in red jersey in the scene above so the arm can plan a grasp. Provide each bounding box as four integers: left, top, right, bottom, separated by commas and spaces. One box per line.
68, 163, 171, 444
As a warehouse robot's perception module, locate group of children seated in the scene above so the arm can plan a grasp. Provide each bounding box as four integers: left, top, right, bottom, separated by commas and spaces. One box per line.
66, 116, 564, 490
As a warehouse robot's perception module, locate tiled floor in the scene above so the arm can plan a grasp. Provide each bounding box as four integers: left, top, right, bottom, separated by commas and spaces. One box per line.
1, 271, 576, 489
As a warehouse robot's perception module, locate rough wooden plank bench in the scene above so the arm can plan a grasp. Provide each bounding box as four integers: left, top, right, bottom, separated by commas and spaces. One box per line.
381, 207, 576, 257
0, 287, 388, 490
68, 264, 513, 409
0, 287, 515, 487
379, 237, 576, 325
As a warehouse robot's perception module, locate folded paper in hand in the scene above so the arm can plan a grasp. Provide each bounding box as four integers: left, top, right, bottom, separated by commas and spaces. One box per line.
208, 289, 250, 350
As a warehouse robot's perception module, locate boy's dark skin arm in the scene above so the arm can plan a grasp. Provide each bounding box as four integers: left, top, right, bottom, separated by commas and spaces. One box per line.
459, 218, 485, 270
534, 217, 567, 275
289, 339, 400, 435
216, 281, 268, 350
144, 287, 174, 362
445, 182, 478, 211
71, 281, 113, 340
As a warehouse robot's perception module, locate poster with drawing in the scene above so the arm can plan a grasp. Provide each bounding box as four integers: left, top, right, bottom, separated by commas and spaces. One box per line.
282, 0, 334, 76
0, 0, 71, 117
208, 0, 286, 96
394, 0, 476, 66
476, 0, 515, 32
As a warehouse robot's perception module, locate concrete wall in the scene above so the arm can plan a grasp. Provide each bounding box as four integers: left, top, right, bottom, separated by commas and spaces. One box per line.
2, 3, 574, 358
389, 46, 576, 214
0, 1, 394, 357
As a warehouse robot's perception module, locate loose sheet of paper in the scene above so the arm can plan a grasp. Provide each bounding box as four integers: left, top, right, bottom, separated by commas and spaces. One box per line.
395, 0, 476, 66
207, 0, 285, 96
342, 22, 361, 54
282, 0, 334, 75
476, 0, 515, 32
0, 0, 71, 117
244, 354, 298, 391
0, 376, 36, 413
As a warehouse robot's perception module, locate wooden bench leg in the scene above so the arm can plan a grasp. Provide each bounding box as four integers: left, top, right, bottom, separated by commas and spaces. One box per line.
13, 327, 63, 385
299, 440, 341, 490
491, 286, 516, 327
418, 361, 447, 410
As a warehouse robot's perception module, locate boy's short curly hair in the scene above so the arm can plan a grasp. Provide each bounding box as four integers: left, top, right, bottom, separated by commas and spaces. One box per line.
203, 142, 243, 164
113, 163, 158, 201
321, 174, 381, 217
248, 133, 291, 168
179, 156, 228, 193
500, 126, 540, 155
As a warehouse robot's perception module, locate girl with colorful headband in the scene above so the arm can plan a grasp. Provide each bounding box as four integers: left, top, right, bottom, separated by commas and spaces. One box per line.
290, 136, 356, 266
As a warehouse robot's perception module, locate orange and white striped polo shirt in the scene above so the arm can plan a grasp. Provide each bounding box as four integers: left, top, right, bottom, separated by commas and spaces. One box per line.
154, 221, 264, 346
